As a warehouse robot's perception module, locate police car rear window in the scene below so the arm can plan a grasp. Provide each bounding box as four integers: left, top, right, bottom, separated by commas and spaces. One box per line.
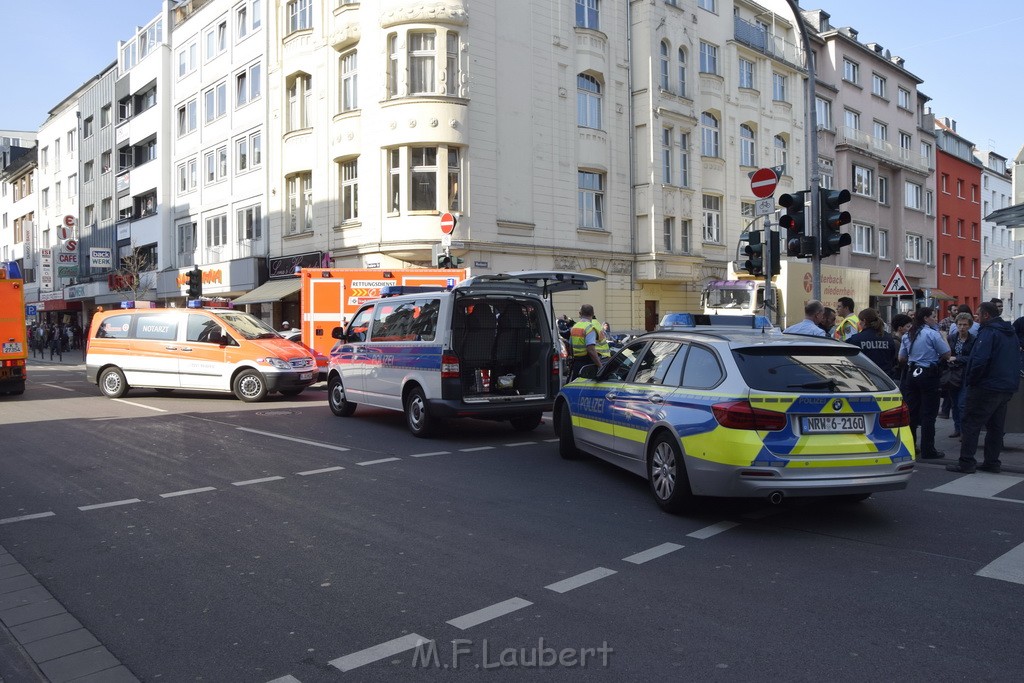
732, 346, 896, 393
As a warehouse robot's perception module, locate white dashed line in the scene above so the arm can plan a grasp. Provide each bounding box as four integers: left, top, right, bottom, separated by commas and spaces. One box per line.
160, 486, 217, 498
505, 442, 537, 447
623, 542, 684, 565
977, 540, 1024, 585
112, 399, 167, 412
237, 428, 350, 452
78, 498, 143, 511
357, 457, 400, 466
329, 633, 432, 672
543, 438, 559, 443
459, 446, 494, 452
447, 597, 533, 630
545, 567, 617, 594
266, 675, 302, 683
231, 476, 285, 487
409, 451, 450, 458
40, 383, 74, 392
687, 521, 740, 539
0, 511, 56, 525
296, 466, 345, 476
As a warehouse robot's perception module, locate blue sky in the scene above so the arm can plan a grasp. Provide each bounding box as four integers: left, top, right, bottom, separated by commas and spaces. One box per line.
2, 1, 1022, 158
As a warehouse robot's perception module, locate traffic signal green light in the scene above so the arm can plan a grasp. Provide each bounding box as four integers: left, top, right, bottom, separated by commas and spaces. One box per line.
743, 230, 764, 276
819, 188, 852, 257
778, 191, 809, 258
187, 268, 203, 299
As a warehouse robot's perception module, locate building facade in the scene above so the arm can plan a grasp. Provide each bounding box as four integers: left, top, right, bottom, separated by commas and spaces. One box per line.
934, 117, 982, 316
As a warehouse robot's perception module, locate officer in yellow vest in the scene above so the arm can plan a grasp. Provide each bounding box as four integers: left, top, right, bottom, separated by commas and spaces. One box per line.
833, 296, 860, 341
569, 304, 611, 379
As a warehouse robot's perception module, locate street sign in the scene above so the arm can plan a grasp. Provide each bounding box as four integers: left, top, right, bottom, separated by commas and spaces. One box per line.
441, 234, 452, 247
754, 197, 775, 216
63, 215, 77, 229
750, 168, 779, 198
440, 212, 457, 235
882, 265, 914, 296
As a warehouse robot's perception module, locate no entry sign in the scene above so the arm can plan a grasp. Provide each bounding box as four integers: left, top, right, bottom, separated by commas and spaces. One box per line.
440, 212, 457, 235
750, 168, 779, 198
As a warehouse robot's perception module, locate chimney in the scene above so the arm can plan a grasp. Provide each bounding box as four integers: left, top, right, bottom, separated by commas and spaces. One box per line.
940, 117, 957, 132
891, 55, 905, 67
867, 42, 884, 54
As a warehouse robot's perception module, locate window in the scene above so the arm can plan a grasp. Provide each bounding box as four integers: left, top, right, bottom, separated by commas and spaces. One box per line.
84, 162, 94, 183
204, 145, 228, 184
872, 73, 886, 98
905, 181, 923, 210
100, 198, 111, 221
135, 190, 157, 218
410, 146, 438, 211
844, 109, 860, 131
741, 202, 755, 220
54, 182, 61, 209
738, 58, 754, 89
957, 219, 964, 238
697, 0, 716, 11
206, 20, 227, 59
925, 190, 933, 215
772, 73, 786, 101
177, 159, 198, 194
340, 50, 357, 111
287, 172, 313, 234
339, 158, 358, 221
956, 179, 964, 198
237, 204, 262, 241
236, 131, 260, 172
100, 105, 112, 127
178, 41, 197, 77
740, 125, 756, 167
819, 157, 834, 189
575, 0, 599, 30
876, 176, 889, 205
84, 205, 95, 226
853, 164, 874, 197
252, 0, 262, 30
680, 219, 691, 253
699, 41, 718, 74
385, 29, 460, 99
177, 222, 196, 256
906, 234, 922, 262
101, 151, 112, 174
663, 217, 674, 252
898, 87, 911, 109
388, 149, 400, 212
972, 222, 979, 241
852, 224, 872, 255
942, 253, 950, 275
662, 128, 673, 182
873, 121, 887, 142
41, 188, 49, 209
387, 34, 399, 97
678, 48, 687, 96
773, 135, 787, 169
816, 96, 832, 130
577, 73, 602, 128
409, 32, 436, 94
972, 257, 978, 277
118, 97, 132, 122
236, 5, 248, 39
843, 58, 859, 84
177, 99, 198, 136
899, 131, 912, 151
878, 229, 889, 259
941, 216, 950, 235
235, 63, 261, 107
678, 132, 690, 187
702, 194, 721, 243
206, 213, 228, 247
83, 117, 94, 138
287, 73, 312, 131
700, 112, 719, 157
659, 41, 670, 90
578, 171, 604, 229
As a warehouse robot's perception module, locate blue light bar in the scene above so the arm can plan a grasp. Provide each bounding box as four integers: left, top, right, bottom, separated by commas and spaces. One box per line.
660, 313, 773, 330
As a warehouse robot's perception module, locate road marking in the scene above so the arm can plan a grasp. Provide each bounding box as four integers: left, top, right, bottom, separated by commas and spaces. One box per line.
505, 442, 537, 447
112, 399, 167, 412
160, 486, 217, 498
459, 446, 494, 452
928, 473, 1023, 499
232, 476, 285, 487
266, 675, 302, 683
296, 466, 345, 476
40, 383, 74, 392
688, 521, 740, 539
357, 457, 400, 466
447, 597, 532, 630
78, 499, 142, 511
977, 540, 1024, 585
0, 511, 56, 525
623, 542, 684, 565
329, 633, 432, 672
543, 438, 559, 442
409, 451, 450, 458
545, 567, 617, 594
236, 428, 350, 452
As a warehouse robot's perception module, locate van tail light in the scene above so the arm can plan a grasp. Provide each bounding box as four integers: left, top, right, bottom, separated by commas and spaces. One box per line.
712, 400, 787, 431
441, 353, 460, 379
879, 403, 910, 428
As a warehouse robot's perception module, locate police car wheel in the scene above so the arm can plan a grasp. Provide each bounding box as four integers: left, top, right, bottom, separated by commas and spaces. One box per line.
233, 369, 268, 403
510, 412, 543, 432
558, 406, 581, 460
647, 432, 694, 513
405, 386, 435, 438
99, 367, 129, 399
328, 376, 357, 417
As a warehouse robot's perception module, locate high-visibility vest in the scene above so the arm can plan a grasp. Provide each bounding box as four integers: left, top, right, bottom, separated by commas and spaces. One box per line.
833, 314, 860, 341
570, 319, 610, 358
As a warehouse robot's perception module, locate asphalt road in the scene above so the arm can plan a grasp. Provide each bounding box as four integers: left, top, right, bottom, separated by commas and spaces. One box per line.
1, 365, 1023, 682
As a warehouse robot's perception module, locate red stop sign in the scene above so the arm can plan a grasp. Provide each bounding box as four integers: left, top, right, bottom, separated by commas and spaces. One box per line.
440, 212, 457, 235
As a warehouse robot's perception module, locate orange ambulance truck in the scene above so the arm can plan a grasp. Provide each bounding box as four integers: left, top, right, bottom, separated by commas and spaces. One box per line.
299, 268, 466, 361
0, 261, 28, 396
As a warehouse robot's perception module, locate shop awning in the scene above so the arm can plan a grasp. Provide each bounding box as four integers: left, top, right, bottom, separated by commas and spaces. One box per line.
232, 278, 302, 305
870, 281, 888, 297
927, 289, 955, 301
986, 203, 1024, 227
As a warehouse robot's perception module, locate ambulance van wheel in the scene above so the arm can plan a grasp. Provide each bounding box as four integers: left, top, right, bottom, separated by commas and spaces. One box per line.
233, 369, 268, 402
328, 375, 356, 416
99, 367, 129, 399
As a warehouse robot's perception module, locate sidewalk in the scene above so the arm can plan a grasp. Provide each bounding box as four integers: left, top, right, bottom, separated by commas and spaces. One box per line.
26, 351, 85, 368
926, 414, 1024, 475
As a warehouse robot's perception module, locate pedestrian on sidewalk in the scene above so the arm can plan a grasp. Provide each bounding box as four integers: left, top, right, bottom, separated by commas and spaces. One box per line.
898, 307, 950, 460
846, 308, 897, 378
945, 312, 976, 438
49, 325, 63, 361
947, 302, 1021, 474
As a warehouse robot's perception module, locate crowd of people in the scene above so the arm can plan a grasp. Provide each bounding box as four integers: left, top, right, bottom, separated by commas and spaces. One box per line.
785, 297, 1023, 474
27, 321, 84, 360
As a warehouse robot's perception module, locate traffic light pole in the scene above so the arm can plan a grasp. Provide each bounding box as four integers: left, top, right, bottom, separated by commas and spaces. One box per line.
763, 213, 775, 323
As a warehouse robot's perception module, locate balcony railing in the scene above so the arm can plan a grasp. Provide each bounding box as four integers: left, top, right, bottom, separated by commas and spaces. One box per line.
838, 127, 931, 173
733, 17, 803, 68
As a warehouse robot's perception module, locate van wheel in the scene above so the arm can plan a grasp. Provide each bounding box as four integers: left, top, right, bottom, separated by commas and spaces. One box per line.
510, 412, 543, 432
328, 376, 356, 416
558, 407, 580, 460
404, 386, 435, 438
647, 432, 695, 514
279, 388, 304, 397
99, 367, 129, 398
233, 369, 268, 402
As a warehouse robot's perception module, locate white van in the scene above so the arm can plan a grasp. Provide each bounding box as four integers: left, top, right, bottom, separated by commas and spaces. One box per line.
326, 271, 601, 436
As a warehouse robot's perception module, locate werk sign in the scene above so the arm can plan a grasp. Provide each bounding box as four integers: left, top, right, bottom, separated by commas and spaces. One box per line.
882, 265, 914, 296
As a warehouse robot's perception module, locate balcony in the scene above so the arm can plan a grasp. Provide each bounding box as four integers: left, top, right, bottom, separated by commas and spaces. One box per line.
733, 17, 803, 69
837, 126, 931, 174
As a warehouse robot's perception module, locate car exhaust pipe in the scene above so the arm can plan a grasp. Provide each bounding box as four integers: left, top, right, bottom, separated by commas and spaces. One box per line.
768, 491, 784, 505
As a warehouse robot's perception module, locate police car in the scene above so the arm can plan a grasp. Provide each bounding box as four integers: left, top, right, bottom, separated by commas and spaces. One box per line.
553, 314, 914, 512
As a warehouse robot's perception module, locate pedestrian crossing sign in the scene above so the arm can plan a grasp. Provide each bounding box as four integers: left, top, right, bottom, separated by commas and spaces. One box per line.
882, 266, 914, 296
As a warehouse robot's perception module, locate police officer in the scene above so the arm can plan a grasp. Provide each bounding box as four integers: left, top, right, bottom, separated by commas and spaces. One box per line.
832, 297, 860, 341
897, 307, 951, 459
569, 304, 610, 380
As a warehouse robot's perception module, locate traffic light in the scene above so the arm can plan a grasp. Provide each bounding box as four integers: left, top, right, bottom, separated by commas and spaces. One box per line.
452, 255, 465, 268
436, 252, 452, 269
768, 230, 781, 276
187, 268, 203, 299
819, 188, 852, 257
743, 230, 764, 276
778, 191, 809, 257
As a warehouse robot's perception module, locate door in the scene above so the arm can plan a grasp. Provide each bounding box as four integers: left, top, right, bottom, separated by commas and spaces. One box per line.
644, 301, 659, 332
610, 340, 684, 460
180, 313, 229, 390
573, 340, 648, 454
336, 305, 374, 401
126, 312, 182, 388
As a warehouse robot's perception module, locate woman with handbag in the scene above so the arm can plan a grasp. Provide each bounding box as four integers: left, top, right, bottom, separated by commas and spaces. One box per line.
946, 312, 976, 438
897, 308, 951, 459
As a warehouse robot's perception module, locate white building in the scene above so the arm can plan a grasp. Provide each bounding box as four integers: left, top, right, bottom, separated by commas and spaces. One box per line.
974, 150, 1018, 314
0, 131, 36, 272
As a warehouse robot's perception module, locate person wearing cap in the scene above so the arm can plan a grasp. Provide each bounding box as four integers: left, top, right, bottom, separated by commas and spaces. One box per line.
569, 304, 610, 380
280, 321, 291, 331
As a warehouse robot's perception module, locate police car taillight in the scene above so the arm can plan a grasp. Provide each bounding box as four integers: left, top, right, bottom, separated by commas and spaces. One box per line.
712, 400, 787, 431
441, 353, 460, 378
879, 403, 910, 428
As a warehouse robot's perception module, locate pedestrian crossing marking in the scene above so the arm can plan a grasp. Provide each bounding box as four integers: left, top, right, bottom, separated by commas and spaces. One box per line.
928, 472, 1024, 502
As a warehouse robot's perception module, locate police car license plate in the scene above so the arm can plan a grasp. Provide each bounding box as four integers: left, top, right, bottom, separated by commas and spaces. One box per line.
299, 372, 313, 381
801, 415, 865, 434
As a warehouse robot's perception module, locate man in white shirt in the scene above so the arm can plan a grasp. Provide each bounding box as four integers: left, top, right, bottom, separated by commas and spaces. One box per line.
784, 300, 827, 337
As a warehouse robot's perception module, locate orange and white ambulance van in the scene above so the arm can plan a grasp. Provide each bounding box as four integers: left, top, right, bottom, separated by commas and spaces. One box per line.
86, 302, 317, 402
0, 261, 28, 396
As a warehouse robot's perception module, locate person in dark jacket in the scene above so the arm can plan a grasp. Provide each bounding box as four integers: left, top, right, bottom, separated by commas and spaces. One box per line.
945, 312, 976, 438
846, 308, 897, 378
947, 302, 1021, 473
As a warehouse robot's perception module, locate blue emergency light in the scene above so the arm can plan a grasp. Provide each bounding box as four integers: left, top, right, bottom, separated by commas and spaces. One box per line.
660, 313, 773, 330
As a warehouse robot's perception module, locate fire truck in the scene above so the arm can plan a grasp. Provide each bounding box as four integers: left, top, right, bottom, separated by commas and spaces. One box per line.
0, 261, 28, 396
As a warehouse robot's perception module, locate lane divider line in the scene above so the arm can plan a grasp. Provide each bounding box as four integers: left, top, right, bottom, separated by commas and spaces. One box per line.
78, 499, 142, 511
112, 399, 167, 412
687, 521, 740, 539
39, 383, 75, 392
545, 567, 617, 594
296, 466, 345, 476
357, 457, 401, 466
409, 451, 450, 458
266, 675, 303, 683
329, 633, 432, 672
543, 438, 559, 443
0, 512, 56, 525
459, 447, 494, 452
236, 428, 350, 452
505, 442, 537, 447
447, 597, 533, 630
623, 542, 684, 565
232, 476, 285, 487
160, 487, 217, 498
